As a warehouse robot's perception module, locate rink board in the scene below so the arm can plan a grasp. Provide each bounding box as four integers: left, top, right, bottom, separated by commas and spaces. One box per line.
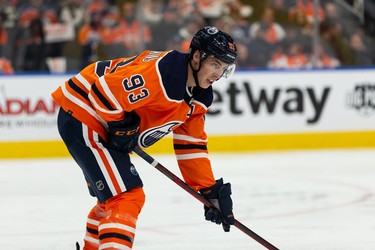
0, 69, 374, 158
1, 130, 374, 158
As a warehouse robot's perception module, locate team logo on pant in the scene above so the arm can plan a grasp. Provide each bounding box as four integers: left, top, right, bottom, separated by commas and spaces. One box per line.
139, 121, 181, 148
96, 180, 105, 190
130, 164, 138, 176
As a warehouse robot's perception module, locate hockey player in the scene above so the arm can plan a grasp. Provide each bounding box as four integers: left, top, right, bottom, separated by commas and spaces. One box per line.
52, 26, 237, 249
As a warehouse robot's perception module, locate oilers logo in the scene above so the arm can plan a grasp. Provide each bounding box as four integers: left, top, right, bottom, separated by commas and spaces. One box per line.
206, 26, 218, 35
139, 121, 181, 148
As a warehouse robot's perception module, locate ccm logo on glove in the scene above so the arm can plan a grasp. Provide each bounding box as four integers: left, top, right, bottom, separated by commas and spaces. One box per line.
107, 112, 140, 153
114, 128, 139, 136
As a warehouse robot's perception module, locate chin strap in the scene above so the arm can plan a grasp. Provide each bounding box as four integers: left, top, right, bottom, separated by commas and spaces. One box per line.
189, 55, 205, 89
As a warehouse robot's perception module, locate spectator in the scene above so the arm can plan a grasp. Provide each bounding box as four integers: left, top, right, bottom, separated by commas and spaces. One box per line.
364, 0, 375, 36
196, 0, 228, 26
0, 0, 373, 72
78, 10, 104, 68
268, 0, 292, 25
171, 17, 202, 53
323, 1, 355, 37
115, 1, 152, 56
213, 15, 235, 35
307, 44, 341, 69
86, 0, 108, 14
140, 0, 164, 24
348, 32, 374, 66
282, 24, 311, 54
222, 1, 252, 44
98, 6, 121, 59
319, 18, 353, 66
58, 0, 85, 71
268, 41, 308, 69
288, 0, 325, 26
148, 6, 180, 51
235, 41, 253, 69
241, 0, 269, 23
18, 0, 58, 28
19, 17, 48, 71
59, 0, 85, 28
0, 57, 14, 74
0, 0, 17, 29
247, 28, 274, 68
0, 12, 7, 55
0, 0, 17, 62
249, 7, 286, 44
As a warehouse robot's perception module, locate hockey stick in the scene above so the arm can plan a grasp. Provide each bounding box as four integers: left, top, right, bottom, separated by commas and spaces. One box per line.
133, 147, 279, 250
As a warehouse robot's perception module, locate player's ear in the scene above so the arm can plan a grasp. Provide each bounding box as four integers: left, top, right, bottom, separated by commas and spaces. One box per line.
193, 50, 201, 63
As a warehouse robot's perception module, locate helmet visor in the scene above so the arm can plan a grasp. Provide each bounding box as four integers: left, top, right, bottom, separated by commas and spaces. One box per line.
222, 63, 236, 78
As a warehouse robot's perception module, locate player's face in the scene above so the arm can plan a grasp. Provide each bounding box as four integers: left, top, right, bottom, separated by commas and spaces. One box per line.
198, 56, 229, 89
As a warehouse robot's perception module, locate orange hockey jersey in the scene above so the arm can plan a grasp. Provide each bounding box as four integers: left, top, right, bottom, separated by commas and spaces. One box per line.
52, 50, 216, 190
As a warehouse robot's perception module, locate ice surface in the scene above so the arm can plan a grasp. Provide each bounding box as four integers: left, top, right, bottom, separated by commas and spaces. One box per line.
1, 149, 374, 250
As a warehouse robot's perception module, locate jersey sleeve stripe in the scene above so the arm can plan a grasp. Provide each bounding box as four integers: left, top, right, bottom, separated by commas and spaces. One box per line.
173, 133, 208, 143
68, 79, 89, 100
88, 91, 123, 115
99, 76, 123, 110
176, 153, 209, 160
75, 73, 91, 90
61, 84, 107, 127
91, 83, 116, 111
110, 56, 137, 73
174, 144, 207, 150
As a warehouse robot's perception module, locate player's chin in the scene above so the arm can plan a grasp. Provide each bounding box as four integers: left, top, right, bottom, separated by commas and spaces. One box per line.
200, 80, 212, 89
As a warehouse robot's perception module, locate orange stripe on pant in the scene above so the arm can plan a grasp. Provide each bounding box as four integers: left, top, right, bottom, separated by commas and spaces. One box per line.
84, 187, 146, 250
86, 126, 123, 195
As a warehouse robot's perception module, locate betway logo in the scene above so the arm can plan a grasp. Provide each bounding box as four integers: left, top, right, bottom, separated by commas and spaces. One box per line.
0, 98, 59, 115
208, 82, 331, 124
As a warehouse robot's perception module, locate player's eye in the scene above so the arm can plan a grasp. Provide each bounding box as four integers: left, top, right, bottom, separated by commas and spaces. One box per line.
211, 62, 220, 69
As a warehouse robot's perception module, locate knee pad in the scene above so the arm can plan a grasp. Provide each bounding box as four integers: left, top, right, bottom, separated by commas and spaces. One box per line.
104, 187, 146, 221
98, 187, 146, 249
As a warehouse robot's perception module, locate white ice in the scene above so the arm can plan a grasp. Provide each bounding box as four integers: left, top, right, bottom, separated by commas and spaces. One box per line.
1, 149, 375, 250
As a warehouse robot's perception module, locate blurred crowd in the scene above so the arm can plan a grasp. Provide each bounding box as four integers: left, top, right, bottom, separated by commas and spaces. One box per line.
0, 0, 374, 74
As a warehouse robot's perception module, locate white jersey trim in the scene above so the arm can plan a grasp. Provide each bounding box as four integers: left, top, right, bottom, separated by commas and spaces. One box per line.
84, 236, 99, 244
99, 242, 131, 250
61, 84, 107, 128
99, 223, 136, 234
82, 125, 127, 196
173, 134, 208, 143
87, 77, 123, 115
176, 153, 209, 160
75, 73, 91, 91
99, 76, 123, 112
87, 218, 100, 226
